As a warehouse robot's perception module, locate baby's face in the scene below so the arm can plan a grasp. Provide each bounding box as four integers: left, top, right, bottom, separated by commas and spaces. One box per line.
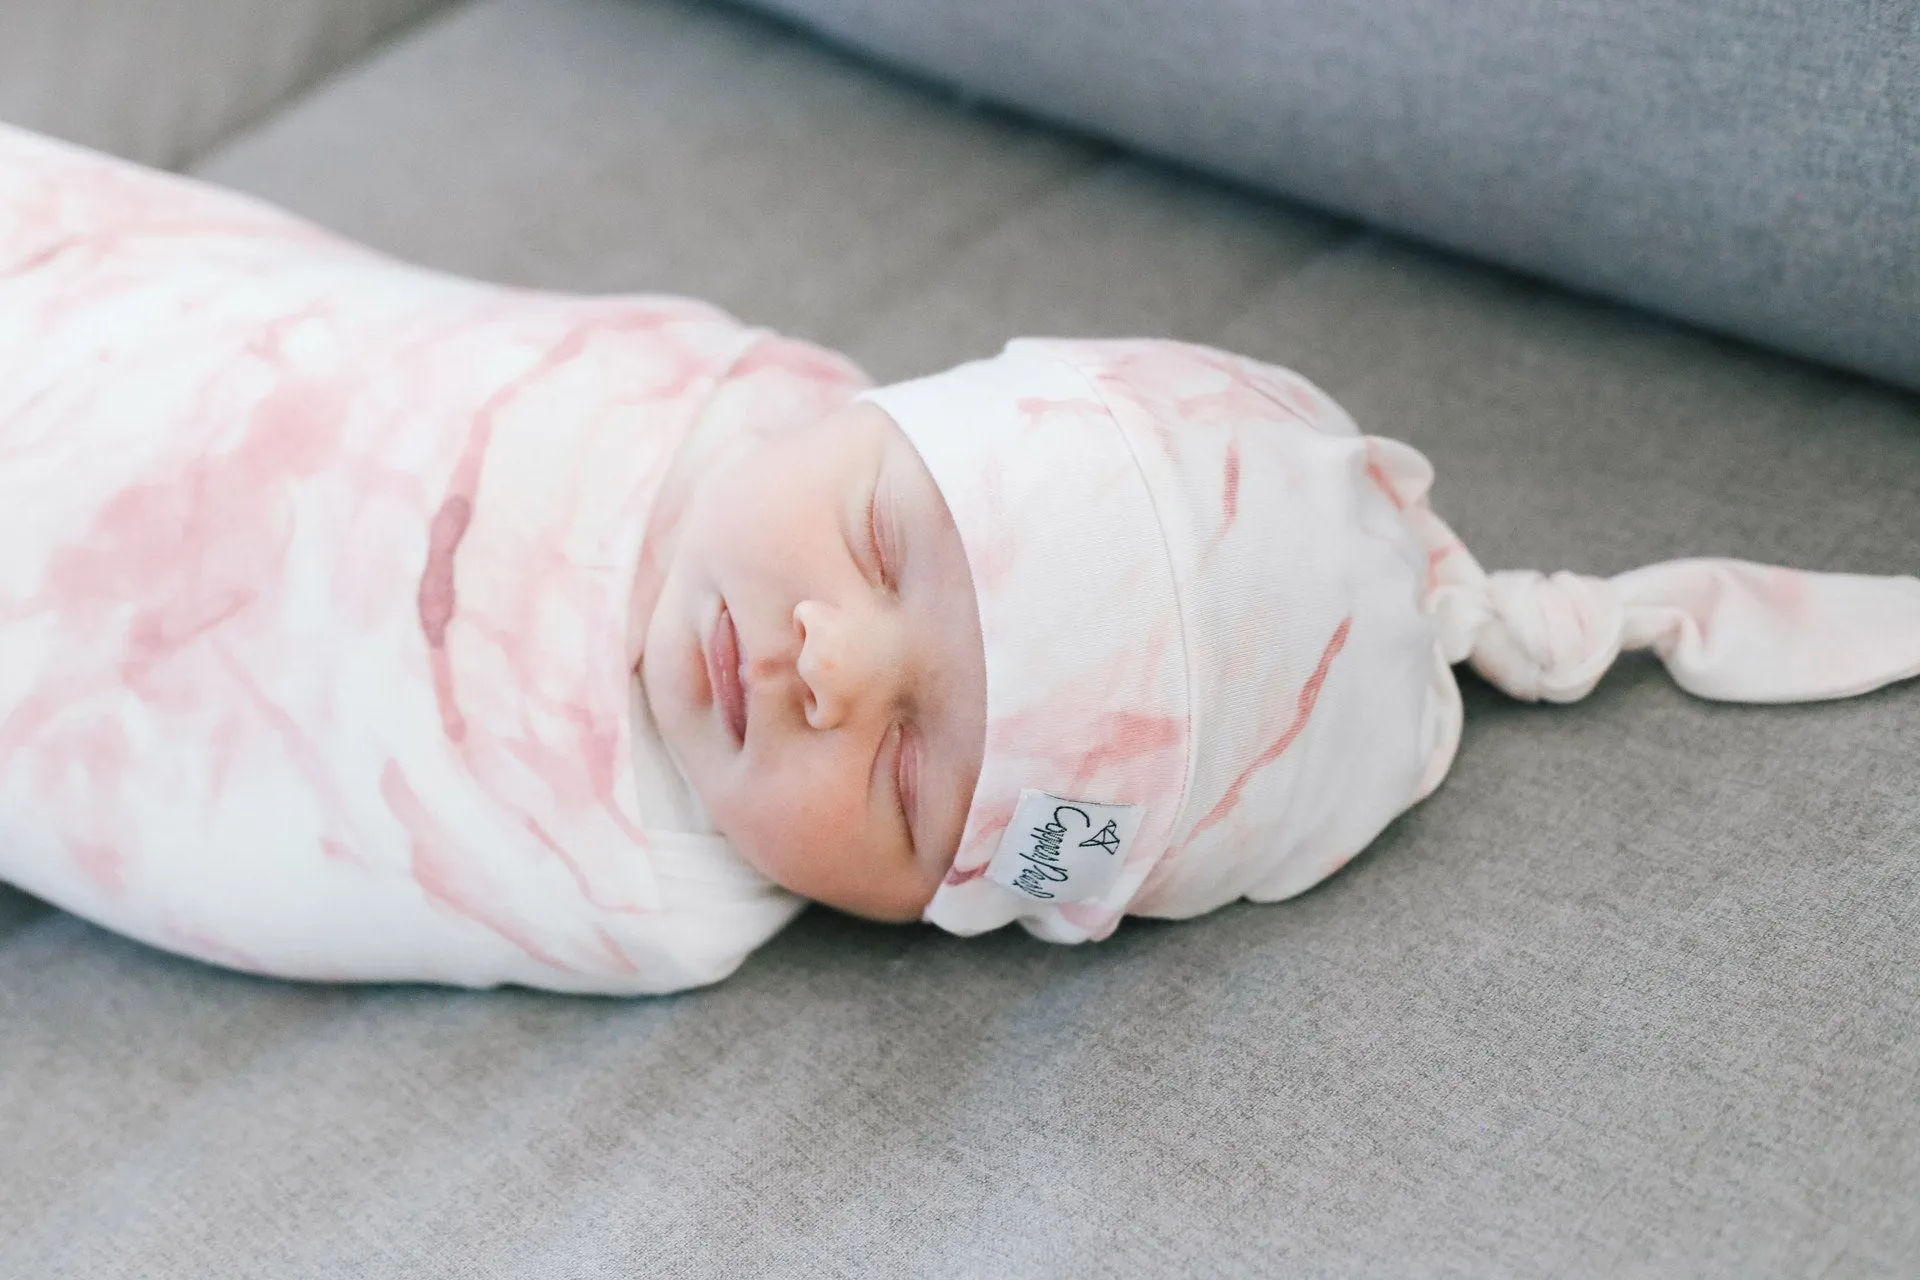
641, 401, 987, 921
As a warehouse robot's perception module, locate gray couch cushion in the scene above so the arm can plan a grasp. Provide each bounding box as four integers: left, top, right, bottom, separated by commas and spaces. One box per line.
746, 0, 1920, 395
2, 0, 1916, 1274
0, 0, 453, 168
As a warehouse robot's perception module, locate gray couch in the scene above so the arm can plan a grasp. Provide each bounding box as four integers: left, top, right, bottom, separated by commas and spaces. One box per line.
755, 0, 1920, 394
2, 1, 1915, 1275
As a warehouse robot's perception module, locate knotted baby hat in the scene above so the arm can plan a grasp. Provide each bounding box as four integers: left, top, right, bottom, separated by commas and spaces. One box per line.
859, 339, 1920, 944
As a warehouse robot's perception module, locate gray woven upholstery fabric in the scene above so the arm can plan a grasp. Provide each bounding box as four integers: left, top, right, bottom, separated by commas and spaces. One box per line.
745, 0, 1920, 395
1, 1, 1916, 1274
0, 0, 453, 168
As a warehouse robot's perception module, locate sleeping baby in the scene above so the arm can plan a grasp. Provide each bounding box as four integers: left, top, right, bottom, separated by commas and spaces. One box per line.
4, 125, 1917, 995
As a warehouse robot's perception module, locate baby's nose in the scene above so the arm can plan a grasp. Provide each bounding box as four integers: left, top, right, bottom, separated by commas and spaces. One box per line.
791, 599, 901, 731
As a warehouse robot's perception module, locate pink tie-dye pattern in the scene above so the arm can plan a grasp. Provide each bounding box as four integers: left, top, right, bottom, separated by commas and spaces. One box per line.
381, 761, 571, 973
1016, 394, 1108, 428
1219, 441, 1241, 533
0, 126, 866, 993
1184, 615, 1352, 845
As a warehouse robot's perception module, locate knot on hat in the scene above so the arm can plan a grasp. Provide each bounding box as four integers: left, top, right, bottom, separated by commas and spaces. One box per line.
1459, 569, 1625, 703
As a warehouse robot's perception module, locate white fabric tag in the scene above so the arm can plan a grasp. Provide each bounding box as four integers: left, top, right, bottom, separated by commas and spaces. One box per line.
986, 789, 1144, 904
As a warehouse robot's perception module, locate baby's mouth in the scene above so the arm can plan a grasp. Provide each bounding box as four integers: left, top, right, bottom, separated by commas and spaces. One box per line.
707, 601, 748, 747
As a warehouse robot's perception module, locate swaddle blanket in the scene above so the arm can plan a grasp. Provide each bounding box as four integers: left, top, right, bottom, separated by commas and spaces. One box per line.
0, 126, 867, 994
864, 340, 1920, 946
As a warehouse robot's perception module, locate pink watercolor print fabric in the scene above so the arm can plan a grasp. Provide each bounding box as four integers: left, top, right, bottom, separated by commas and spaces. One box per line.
862, 339, 1920, 946
0, 125, 868, 994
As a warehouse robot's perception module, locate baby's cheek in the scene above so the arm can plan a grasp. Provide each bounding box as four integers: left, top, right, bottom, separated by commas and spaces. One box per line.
713, 765, 863, 897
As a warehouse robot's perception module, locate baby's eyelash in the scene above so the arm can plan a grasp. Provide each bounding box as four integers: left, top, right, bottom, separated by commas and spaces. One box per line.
893, 726, 917, 850
866, 483, 892, 588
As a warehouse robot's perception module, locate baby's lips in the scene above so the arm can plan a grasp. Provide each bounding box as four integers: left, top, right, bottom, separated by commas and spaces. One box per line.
706, 601, 749, 746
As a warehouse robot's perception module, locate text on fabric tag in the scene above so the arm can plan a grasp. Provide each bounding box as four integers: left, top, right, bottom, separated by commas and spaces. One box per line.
986, 790, 1144, 904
